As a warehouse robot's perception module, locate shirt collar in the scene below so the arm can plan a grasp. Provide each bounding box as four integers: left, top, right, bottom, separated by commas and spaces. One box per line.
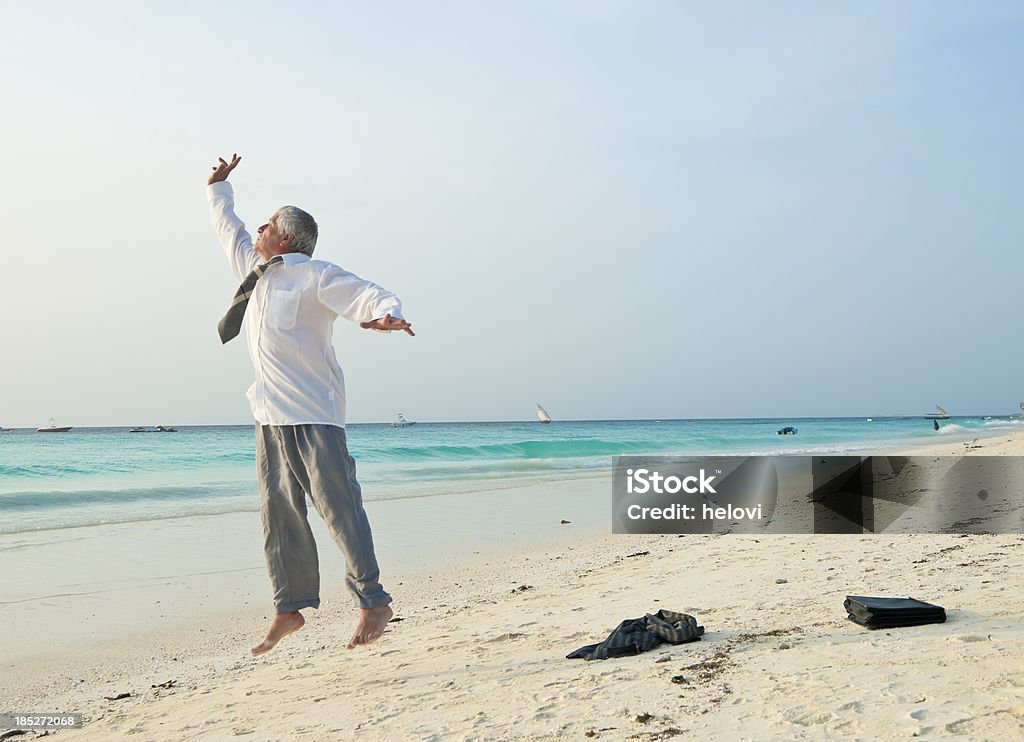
279, 252, 311, 266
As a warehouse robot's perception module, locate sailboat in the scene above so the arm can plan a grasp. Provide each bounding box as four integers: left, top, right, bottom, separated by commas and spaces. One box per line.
536, 403, 551, 424
392, 413, 416, 428
924, 404, 950, 420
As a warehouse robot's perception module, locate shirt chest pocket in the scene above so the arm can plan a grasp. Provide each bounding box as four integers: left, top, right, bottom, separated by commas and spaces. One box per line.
266, 289, 300, 330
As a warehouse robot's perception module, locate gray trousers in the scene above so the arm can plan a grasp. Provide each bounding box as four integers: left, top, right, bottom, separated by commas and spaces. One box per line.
256, 424, 391, 613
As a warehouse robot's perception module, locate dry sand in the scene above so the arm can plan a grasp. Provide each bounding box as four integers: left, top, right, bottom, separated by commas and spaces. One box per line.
3, 431, 1024, 740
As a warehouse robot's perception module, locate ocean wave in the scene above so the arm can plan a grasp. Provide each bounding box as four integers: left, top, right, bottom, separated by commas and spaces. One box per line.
356, 438, 663, 462
0, 462, 128, 478
982, 418, 1024, 429
375, 455, 615, 479
0, 451, 253, 480
0, 483, 252, 511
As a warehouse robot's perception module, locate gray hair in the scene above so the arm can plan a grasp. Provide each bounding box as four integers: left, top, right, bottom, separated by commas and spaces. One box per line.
274, 205, 319, 256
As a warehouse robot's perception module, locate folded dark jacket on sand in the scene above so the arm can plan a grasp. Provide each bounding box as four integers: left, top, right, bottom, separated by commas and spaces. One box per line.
567, 609, 704, 661
845, 595, 946, 629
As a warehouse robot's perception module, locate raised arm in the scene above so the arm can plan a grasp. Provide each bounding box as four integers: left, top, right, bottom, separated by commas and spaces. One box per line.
206, 154, 259, 281
318, 267, 415, 336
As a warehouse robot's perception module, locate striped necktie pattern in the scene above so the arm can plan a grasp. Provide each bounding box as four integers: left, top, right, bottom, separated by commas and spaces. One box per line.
217, 256, 284, 344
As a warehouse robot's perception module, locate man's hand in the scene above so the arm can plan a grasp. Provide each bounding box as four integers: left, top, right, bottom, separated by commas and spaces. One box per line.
360, 313, 415, 336
208, 154, 241, 185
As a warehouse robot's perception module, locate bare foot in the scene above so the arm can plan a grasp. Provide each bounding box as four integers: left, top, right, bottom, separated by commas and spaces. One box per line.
347, 604, 394, 649
251, 610, 305, 656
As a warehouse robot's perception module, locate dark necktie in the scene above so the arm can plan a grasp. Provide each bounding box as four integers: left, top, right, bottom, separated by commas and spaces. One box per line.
217, 256, 283, 343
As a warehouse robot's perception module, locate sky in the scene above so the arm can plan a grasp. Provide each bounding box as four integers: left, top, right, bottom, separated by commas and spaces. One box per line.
1, 1, 1022, 426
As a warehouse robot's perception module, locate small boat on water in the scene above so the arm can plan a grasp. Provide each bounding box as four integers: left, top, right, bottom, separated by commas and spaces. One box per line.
924, 404, 950, 420
37, 418, 72, 433
777, 426, 798, 435
392, 413, 416, 428
536, 403, 552, 424
130, 425, 178, 433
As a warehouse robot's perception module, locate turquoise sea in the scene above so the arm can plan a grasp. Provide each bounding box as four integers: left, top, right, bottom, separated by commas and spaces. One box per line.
1, 417, 1020, 535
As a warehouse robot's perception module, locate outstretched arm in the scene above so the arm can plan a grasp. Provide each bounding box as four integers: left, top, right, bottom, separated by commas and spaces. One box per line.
207, 153, 259, 280
318, 268, 415, 336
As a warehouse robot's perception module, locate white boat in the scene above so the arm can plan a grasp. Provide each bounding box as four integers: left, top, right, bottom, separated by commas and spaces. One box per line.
392, 413, 416, 428
924, 404, 950, 420
536, 403, 551, 424
37, 417, 72, 433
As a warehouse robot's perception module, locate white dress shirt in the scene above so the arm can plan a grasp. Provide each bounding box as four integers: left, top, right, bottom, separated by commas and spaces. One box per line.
208, 181, 404, 427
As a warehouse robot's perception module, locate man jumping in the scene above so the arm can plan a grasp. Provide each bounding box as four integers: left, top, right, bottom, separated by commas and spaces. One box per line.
207, 154, 413, 656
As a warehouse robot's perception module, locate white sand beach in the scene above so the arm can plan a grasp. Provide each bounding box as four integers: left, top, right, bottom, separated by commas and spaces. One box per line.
3, 432, 1024, 740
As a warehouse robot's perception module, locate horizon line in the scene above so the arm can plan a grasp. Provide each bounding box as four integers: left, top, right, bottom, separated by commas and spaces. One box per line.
4, 413, 1022, 430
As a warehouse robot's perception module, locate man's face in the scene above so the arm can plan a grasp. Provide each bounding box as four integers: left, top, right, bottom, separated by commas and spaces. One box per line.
254, 213, 294, 261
